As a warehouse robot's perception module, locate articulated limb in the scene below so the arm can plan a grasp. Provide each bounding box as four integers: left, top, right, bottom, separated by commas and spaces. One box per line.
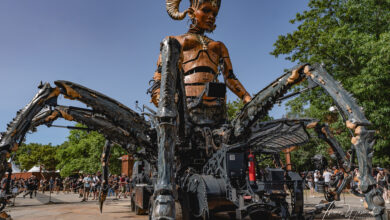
0, 81, 157, 213
0, 151, 11, 213
355, 128, 386, 220
231, 63, 386, 218
0, 83, 59, 201
309, 122, 352, 202
1, 80, 156, 158
32, 105, 157, 162
312, 123, 351, 170
0, 151, 8, 191
304, 65, 386, 219
54, 80, 154, 153
152, 37, 182, 220
232, 64, 307, 138
99, 140, 112, 213
0, 83, 59, 151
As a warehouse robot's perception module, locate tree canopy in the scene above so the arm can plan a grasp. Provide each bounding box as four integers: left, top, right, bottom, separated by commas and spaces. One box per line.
13, 125, 127, 177
14, 143, 59, 171
271, 0, 390, 167
55, 125, 126, 177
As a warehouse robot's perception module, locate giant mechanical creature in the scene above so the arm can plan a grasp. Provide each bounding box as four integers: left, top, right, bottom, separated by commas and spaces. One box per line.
0, 0, 387, 219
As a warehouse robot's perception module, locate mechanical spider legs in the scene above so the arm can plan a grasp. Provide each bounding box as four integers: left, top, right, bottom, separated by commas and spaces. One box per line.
99, 140, 112, 213
151, 37, 182, 220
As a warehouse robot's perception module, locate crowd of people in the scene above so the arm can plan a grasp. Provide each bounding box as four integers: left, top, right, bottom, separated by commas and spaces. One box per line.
1, 167, 389, 204
305, 166, 390, 203
0, 172, 132, 201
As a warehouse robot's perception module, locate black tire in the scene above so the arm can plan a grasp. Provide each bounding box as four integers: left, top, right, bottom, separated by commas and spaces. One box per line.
179, 194, 208, 220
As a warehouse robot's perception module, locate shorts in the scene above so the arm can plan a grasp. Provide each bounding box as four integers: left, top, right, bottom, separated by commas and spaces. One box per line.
84, 187, 90, 192
308, 182, 313, 189
378, 181, 387, 188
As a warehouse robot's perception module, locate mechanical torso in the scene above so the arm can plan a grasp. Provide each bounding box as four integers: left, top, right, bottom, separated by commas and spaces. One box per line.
151, 33, 250, 127
176, 33, 226, 126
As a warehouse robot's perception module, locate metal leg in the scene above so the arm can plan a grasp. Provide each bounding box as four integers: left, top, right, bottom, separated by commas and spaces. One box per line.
152, 37, 182, 220
356, 128, 388, 220
99, 140, 112, 213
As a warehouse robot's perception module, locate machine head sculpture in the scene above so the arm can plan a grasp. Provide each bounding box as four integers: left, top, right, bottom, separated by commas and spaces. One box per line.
0, 1, 387, 220
166, 0, 221, 22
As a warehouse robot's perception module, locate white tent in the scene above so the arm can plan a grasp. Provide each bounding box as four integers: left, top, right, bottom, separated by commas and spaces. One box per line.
11, 162, 21, 173
27, 166, 41, 172
8, 159, 21, 173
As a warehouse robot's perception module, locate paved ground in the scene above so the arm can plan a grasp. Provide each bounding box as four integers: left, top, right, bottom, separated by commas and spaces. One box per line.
3, 191, 389, 219
5, 192, 147, 220
302, 191, 384, 219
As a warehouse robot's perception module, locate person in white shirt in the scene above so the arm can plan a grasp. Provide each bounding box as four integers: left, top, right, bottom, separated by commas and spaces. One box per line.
323, 169, 332, 188
314, 170, 320, 192
82, 174, 92, 201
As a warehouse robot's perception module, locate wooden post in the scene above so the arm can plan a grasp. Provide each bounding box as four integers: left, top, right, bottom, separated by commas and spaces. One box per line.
282, 146, 297, 171
286, 150, 292, 171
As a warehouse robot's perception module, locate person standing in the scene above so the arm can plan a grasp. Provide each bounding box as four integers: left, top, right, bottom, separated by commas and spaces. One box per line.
113, 175, 119, 199
323, 169, 332, 186
125, 175, 130, 198
49, 177, 54, 194
77, 176, 84, 198
306, 172, 315, 197
40, 179, 45, 194
107, 177, 114, 197
92, 174, 100, 200
377, 168, 389, 203
118, 175, 126, 199
31, 176, 38, 197
386, 169, 390, 203
82, 174, 92, 201
23, 177, 34, 199
314, 170, 320, 192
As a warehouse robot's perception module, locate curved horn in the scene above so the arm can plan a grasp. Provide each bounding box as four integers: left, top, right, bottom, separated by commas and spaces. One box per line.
166, 0, 190, 20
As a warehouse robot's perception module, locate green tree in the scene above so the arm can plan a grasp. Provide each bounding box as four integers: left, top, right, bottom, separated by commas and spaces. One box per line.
14, 143, 59, 171
227, 99, 245, 121
56, 124, 126, 177
227, 98, 274, 122
272, 0, 390, 167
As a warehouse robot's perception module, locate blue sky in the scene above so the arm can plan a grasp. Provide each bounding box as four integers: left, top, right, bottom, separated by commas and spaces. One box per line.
0, 0, 308, 145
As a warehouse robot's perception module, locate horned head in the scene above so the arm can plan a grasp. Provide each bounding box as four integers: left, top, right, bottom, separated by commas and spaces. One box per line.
166, 0, 221, 20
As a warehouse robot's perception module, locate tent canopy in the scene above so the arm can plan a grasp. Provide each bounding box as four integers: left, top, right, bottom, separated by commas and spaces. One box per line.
8, 159, 21, 173
27, 166, 40, 172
